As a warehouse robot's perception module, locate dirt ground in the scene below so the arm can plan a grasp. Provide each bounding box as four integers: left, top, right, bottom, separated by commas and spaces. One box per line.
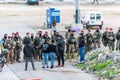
0, 3, 120, 32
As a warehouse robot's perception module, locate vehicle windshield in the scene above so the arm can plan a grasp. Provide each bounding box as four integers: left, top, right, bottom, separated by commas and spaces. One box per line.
96, 14, 101, 20
90, 14, 95, 20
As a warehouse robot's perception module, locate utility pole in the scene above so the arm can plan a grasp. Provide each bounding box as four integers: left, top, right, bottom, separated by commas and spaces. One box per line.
75, 0, 80, 24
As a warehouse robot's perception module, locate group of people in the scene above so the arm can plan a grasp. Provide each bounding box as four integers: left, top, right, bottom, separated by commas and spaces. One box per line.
66, 26, 120, 63
1, 26, 120, 70
0, 30, 65, 70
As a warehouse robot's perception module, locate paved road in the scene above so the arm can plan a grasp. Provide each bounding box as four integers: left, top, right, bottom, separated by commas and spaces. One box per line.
7, 61, 98, 80
0, 65, 20, 80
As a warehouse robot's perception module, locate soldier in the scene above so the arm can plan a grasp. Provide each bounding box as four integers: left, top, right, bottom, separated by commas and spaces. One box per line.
68, 31, 76, 58
86, 29, 93, 51
65, 29, 71, 53
34, 33, 41, 61
116, 27, 120, 52
38, 31, 43, 39
22, 32, 31, 46
51, 30, 57, 42
5, 36, 15, 64
14, 33, 22, 63
102, 27, 109, 47
93, 26, 101, 49
107, 28, 115, 51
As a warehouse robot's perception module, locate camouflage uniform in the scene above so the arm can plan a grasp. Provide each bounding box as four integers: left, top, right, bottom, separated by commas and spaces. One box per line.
107, 32, 115, 51
13, 36, 22, 63
102, 31, 109, 47
51, 31, 57, 42
86, 33, 93, 51
5, 38, 16, 64
68, 33, 76, 58
116, 30, 120, 51
65, 30, 71, 53
34, 35, 41, 61
93, 30, 101, 49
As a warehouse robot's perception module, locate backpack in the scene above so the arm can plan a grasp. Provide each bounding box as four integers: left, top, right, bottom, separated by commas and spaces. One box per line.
42, 43, 49, 51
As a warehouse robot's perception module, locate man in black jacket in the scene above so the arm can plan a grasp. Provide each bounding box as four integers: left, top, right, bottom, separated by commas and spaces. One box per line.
78, 30, 85, 63
23, 42, 36, 71
56, 35, 65, 67
41, 39, 50, 68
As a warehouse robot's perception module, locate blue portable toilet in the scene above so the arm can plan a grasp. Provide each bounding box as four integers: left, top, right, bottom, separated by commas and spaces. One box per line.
46, 8, 60, 29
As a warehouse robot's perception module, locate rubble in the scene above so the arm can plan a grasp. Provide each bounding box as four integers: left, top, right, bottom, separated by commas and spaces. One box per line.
71, 48, 120, 80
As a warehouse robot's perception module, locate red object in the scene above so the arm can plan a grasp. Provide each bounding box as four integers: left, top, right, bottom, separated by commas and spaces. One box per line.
106, 27, 108, 30
88, 29, 91, 32
55, 65, 60, 67
16, 32, 19, 34
110, 28, 113, 30
12, 33, 15, 35
26, 32, 30, 35
45, 31, 48, 34
21, 78, 41, 80
81, 30, 84, 33
8, 36, 11, 38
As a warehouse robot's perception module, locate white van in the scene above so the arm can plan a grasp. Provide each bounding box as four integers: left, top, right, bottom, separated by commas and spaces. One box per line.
81, 11, 103, 29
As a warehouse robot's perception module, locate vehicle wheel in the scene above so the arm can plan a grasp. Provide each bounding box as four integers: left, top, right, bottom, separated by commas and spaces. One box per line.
99, 25, 102, 29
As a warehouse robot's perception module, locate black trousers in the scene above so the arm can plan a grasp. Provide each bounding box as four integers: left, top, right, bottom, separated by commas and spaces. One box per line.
25, 57, 35, 70
57, 52, 64, 65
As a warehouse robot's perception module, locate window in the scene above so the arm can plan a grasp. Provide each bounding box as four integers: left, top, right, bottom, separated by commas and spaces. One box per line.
90, 14, 95, 20
96, 14, 101, 20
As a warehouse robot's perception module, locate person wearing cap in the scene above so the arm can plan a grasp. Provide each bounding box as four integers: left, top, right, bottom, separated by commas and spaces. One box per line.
5, 36, 15, 64
68, 31, 76, 59
13, 33, 22, 63
78, 30, 85, 63
22, 32, 31, 46
33, 33, 41, 61
85, 29, 93, 51
107, 28, 115, 51
65, 28, 71, 53
93, 26, 101, 49
38, 31, 42, 38
116, 27, 120, 52
102, 27, 109, 47
15, 32, 22, 41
